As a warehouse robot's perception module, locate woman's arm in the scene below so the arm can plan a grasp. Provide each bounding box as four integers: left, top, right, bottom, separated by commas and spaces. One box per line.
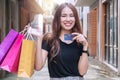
78, 53, 88, 76
72, 32, 89, 75
34, 36, 48, 71
78, 46, 88, 76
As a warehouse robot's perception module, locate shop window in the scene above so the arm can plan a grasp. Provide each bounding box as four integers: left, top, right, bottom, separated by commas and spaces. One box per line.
104, 0, 118, 68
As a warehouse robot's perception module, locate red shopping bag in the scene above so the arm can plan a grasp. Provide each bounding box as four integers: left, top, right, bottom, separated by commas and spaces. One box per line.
0, 34, 23, 73
0, 29, 18, 64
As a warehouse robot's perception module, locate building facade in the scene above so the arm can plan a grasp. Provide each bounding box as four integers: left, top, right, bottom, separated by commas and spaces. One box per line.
0, 0, 43, 43
0, 0, 43, 77
76, 0, 120, 76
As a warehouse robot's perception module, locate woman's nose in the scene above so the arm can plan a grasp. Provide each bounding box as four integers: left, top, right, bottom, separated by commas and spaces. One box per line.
66, 16, 71, 21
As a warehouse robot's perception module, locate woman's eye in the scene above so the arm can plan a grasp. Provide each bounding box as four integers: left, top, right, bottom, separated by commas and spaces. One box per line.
70, 14, 74, 17
61, 14, 74, 17
61, 15, 66, 17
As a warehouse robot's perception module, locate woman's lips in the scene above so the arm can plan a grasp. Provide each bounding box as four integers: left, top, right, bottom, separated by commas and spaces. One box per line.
64, 23, 72, 26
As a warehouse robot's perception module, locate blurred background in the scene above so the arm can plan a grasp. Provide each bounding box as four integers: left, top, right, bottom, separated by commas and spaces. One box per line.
0, 0, 120, 80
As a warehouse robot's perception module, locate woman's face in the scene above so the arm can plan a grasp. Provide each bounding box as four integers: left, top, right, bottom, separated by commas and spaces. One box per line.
60, 6, 75, 31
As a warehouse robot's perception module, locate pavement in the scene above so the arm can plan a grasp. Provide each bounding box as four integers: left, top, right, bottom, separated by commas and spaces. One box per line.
84, 57, 116, 80
0, 57, 120, 80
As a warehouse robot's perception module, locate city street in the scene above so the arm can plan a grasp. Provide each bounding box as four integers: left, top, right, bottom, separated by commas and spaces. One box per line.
0, 57, 120, 80
0, 0, 120, 80
84, 57, 119, 80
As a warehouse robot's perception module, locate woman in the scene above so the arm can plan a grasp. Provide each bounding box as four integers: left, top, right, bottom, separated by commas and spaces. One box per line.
35, 3, 89, 80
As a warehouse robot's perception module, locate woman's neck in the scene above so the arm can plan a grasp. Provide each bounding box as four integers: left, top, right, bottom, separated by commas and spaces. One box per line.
60, 29, 70, 34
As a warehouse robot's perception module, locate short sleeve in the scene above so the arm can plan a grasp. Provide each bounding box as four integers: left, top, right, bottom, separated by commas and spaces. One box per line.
42, 39, 50, 52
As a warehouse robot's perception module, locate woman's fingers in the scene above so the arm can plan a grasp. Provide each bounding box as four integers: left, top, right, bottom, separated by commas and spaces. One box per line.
72, 32, 80, 36
28, 27, 42, 37
72, 32, 88, 46
72, 32, 81, 40
72, 36, 78, 40
72, 33, 84, 40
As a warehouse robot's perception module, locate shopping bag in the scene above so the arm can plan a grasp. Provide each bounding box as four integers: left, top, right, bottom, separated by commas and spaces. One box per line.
0, 29, 18, 64
18, 37, 35, 78
0, 34, 23, 73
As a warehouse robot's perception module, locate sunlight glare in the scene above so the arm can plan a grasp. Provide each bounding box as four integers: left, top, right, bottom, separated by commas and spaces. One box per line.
53, 0, 66, 5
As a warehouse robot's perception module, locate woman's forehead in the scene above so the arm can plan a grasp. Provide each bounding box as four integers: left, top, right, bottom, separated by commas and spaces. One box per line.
61, 7, 73, 14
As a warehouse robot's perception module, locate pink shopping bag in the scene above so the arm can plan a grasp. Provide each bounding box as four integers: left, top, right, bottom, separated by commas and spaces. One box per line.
0, 34, 23, 73
0, 29, 18, 64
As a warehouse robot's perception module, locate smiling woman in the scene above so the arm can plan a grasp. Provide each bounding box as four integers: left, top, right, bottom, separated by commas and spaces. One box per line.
60, 6, 75, 31
34, 2, 89, 80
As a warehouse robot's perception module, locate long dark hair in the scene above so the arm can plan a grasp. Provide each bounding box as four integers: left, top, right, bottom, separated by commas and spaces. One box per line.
43, 3, 82, 61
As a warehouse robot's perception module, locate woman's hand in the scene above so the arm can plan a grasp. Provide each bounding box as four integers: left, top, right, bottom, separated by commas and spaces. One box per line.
28, 27, 43, 38
72, 32, 88, 50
